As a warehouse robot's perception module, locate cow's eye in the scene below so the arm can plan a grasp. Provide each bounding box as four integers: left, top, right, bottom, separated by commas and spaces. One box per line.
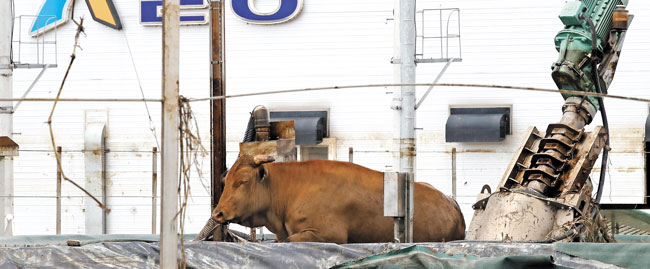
234, 180, 249, 188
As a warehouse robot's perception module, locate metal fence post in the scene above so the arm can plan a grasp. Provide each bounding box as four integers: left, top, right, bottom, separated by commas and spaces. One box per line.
152, 147, 158, 234
452, 148, 457, 200
56, 146, 62, 235
349, 147, 353, 163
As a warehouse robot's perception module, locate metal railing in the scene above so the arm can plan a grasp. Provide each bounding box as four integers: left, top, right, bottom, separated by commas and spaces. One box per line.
416, 8, 462, 63
12, 15, 58, 69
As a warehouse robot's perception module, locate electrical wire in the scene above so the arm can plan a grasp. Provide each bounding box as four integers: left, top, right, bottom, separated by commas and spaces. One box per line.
578, 13, 610, 206
593, 61, 610, 205
186, 83, 650, 105
122, 30, 160, 149
0, 83, 644, 105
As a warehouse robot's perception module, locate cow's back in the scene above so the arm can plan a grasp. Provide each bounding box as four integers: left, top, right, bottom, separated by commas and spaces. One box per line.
265, 160, 465, 243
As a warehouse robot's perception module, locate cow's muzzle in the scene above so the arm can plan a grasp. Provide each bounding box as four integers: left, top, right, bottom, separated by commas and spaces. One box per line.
213, 210, 229, 224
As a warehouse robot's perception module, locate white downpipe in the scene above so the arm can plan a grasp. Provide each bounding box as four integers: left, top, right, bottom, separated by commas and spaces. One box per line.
84, 123, 106, 234
392, 0, 416, 243
0, 0, 14, 237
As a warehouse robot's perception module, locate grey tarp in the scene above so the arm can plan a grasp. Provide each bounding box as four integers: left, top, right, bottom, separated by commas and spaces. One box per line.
332, 245, 564, 269
555, 242, 650, 268
1, 235, 650, 268
0, 234, 166, 248
0, 241, 386, 268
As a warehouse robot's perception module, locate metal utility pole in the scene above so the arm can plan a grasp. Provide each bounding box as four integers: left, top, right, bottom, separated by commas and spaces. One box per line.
391, 0, 416, 243
0, 0, 14, 237
161, 0, 180, 267
210, 0, 226, 211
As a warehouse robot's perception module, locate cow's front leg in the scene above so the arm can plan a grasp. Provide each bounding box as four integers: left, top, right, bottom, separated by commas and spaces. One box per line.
286, 227, 348, 244
287, 228, 324, 242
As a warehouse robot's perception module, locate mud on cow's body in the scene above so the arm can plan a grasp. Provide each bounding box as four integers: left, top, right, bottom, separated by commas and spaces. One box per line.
213, 155, 465, 243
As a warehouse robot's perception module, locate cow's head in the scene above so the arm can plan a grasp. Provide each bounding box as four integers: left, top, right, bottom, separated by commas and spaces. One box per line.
212, 155, 275, 225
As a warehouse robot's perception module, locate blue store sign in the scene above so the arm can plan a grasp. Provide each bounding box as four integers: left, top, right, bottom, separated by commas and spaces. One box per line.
140, 0, 303, 25
231, 0, 303, 24
140, 0, 208, 25
31, 0, 123, 36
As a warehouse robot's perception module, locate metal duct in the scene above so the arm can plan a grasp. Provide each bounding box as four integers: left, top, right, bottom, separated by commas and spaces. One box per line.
84, 122, 106, 234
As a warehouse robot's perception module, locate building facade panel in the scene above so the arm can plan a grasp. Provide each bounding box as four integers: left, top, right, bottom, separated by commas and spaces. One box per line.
8, 0, 650, 234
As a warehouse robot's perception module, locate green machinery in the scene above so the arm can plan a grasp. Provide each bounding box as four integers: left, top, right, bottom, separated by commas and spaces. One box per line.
553, 0, 630, 110
466, 1, 632, 242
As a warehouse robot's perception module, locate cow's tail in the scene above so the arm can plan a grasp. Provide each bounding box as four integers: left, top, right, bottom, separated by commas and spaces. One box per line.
446, 194, 462, 212
449, 195, 466, 240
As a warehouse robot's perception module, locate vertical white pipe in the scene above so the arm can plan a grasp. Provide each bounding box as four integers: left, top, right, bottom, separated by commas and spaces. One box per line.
399, 0, 416, 243
392, 0, 416, 243
0, 0, 14, 237
391, 0, 401, 171
161, 0, 180, 267
84, 123, 106, 234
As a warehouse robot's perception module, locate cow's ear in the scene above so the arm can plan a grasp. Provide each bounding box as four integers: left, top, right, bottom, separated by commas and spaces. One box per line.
258, 166, 268, 182
220, 169, 228, 185
253, 155, 275, 166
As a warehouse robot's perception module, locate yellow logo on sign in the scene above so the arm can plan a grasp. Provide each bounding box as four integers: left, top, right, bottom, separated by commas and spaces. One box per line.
85, 0, 122, 29
31, 0, 122, 36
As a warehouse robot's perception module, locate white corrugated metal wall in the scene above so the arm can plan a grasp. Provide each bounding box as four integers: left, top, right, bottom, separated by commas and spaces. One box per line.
9, 0, 650, 234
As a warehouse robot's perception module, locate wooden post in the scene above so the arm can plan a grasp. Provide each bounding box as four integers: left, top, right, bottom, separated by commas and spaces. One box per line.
161, 0, 180, 267
56, 146, 62, 235
250, 228, 257, 241
349, 147, 353, 163
452, 148, 457, 200
210, 0, 226, 210
152, 147, 158, 234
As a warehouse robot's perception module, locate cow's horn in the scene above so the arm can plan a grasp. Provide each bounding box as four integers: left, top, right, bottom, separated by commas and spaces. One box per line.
253, 155, 275, 165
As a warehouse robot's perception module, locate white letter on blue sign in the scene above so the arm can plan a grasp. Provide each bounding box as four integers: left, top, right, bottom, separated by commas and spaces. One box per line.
140, 0, 208, 25
231, 0, 303, 24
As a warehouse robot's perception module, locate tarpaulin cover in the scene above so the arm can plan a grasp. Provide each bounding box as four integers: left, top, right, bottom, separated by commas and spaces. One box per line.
614, 234, 650, 243
333, 246, 562, 269
555, 242, 650, 268
1, 235, 650, 268
0, 240, 386, 268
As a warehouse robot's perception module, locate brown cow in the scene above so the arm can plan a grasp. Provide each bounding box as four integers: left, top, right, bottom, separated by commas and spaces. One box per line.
213, 155, 465, 243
